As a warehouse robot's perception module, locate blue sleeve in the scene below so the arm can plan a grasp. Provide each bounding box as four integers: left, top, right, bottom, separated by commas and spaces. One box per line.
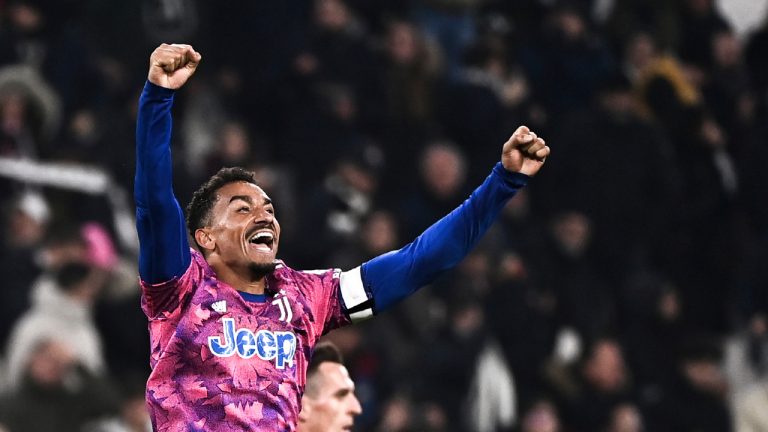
134, 81, 191, 283
360, 163, 528, 312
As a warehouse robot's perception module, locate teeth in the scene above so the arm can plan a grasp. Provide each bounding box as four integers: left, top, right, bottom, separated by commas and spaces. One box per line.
250, 232, 273, 242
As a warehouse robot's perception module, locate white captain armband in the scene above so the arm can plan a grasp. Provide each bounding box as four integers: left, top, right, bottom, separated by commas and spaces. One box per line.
339, 266, 374, 323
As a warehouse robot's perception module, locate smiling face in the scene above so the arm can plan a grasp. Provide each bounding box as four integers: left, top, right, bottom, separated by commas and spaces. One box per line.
194, 181, 281, 276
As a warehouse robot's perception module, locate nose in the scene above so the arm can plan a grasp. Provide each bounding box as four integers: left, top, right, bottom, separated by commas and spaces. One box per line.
253, 208, 274, 225
349, 394, 362, 416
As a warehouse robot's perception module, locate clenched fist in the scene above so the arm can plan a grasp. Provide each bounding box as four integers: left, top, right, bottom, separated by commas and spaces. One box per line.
501, 125, 550, 176
148, 43, 202, 90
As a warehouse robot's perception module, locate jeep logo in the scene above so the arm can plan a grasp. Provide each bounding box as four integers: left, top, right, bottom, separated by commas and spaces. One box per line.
207, 318, 297, 369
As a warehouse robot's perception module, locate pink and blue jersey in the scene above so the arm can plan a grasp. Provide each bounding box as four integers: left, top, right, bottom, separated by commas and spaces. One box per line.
140, 250, 367, 431
135, 81, 528, 431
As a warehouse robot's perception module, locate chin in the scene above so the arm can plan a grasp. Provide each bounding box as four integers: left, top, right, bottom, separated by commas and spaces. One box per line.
248, 260, 278, 277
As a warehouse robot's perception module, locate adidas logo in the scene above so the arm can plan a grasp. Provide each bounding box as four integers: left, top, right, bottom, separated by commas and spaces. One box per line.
211, 300, 227, 313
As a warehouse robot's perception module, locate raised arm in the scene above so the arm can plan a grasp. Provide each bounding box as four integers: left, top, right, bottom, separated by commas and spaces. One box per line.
135, 44, 201, 283
342, 127, 549, 317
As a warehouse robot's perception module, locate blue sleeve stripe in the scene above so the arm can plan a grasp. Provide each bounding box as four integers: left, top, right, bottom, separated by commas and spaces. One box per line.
360, 163, 528, 312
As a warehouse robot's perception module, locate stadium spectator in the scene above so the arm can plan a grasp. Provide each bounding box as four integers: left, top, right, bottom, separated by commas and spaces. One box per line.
412, 0, 479, 79
546, 337, 634, 431
724, 314, 768, 395
5, 257, 110, 389
725, 313, 768, 431
203, 121, 259, 179
606, 403, 644, 432
376, 395, 414, 431
372, 19, 442, 190
704, 30, 752, 137
520, 398, 561, 432
441, 36, 530, 182
0, 192, 49, 347
298, 148, 382, 267
0, 339, 118, 432
329, 209, 401, 270
629, 24, 742, 333
657, 341, 732, 431
86, 373, 152, 432
541, 69, 678, 283
424, 297, 516, 431
520, 3, 615, 118
378, 19, 442, 132
0, 65, 61, 154
675, 0, 731, 70
486, 246, 556, 409
619, 273, 684, 410
744, 11, 768, 109
733, 381, 768, 432
402, 141, 469, 238
532, 211, 615, 342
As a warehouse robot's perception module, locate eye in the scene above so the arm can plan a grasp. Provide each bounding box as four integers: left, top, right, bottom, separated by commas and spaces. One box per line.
237, 206, 250, 213
266, 208, 275, 215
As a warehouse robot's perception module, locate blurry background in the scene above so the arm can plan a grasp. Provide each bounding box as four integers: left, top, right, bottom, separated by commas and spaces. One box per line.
0, 0, 766, 431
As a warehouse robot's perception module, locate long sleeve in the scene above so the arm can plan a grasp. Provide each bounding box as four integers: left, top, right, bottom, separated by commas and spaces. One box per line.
135, 81, 191, 283
359, 163, 528, 312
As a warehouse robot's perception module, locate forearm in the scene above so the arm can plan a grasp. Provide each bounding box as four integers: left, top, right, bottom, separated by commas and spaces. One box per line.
135, 81, 190, 283
360, 163, 528, 312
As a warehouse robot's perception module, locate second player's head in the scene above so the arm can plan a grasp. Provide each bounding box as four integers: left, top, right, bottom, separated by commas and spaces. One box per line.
186, 167, 281, 277
299, 342, 362, 432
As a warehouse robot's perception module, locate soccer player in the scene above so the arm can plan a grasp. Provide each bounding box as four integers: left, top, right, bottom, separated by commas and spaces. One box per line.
135, 43, 549, 431
298, 342, 361, 431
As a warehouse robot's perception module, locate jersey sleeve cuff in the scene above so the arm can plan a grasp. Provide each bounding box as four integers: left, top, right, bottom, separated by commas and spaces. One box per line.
139, 247, 197, 291
339, 267, 374, 323
492, 162, 530, 189
143, 80, 176, 101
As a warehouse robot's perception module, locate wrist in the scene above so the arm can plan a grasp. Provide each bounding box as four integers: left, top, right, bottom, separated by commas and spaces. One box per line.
144, 79, 176, 96
493, 162, 529, 188
143, 80, 176, 99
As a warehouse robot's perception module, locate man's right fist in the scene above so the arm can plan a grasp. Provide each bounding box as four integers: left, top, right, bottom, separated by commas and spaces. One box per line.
148, 44, 201, 90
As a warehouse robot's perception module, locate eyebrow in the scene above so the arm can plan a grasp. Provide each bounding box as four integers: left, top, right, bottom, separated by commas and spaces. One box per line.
229, 195, 273, 206
229, 195, 254, 205
335, 389, 351, 398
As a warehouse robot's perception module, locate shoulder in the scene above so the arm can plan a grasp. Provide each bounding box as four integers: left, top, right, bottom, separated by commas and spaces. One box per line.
272, 263, 342, 301
143, 248, 210, 285
277, 262, 340, 285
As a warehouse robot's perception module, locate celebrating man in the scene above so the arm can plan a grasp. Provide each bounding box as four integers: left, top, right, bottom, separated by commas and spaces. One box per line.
135, 43, 549, 431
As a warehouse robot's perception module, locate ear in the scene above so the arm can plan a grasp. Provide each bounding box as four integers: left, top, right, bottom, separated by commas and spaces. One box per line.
298, 400, 312, 423
194, 228, 216, 252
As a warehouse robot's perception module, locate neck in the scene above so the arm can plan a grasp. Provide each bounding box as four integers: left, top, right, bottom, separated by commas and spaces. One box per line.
212, 263, 269, 294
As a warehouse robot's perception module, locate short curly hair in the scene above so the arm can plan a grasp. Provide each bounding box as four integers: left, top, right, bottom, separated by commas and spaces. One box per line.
186, 167, 258, 247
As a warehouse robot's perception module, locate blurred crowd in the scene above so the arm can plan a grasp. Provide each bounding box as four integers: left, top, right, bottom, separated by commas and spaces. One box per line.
0, 0, 766, 431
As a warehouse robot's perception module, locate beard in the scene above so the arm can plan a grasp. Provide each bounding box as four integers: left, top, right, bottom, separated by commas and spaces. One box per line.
248, 260, 278, 278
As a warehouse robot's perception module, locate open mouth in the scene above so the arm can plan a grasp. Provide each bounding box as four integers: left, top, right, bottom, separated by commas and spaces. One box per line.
247, 231, 275, 253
